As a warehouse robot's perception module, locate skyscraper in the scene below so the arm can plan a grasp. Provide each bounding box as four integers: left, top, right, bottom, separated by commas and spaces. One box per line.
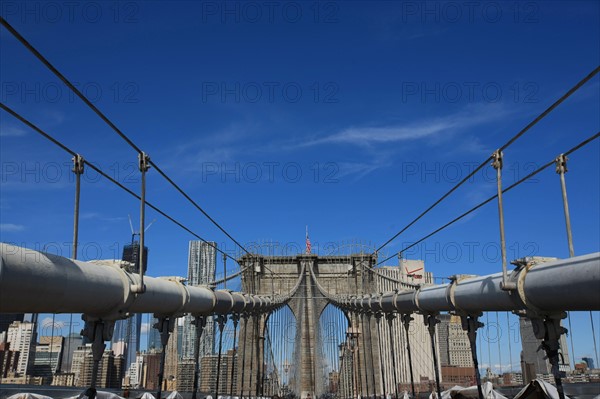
181, 241, 217, 361
147, 316, 162, 351
6, 321, 35, 376
519, 316, 570, 382
32, 336, 64, 381
0, 314, 24, 335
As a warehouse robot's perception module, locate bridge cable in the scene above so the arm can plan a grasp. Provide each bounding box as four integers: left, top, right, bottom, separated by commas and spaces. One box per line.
496, 312, 503, 375
0, 16, 252, 257
376, 313, 387, 398
401, 314, 417, 399
238, 314, 249, 399
367, 313, 378, 395
359, 312, 371, 398
486, 313, 492, 376
248, 314, 256, 398
426, 315, 443, 399
387, 313, 400, 399
591, 313, 600, 375
463, 314, 485, 399
214, 315, 227, 399
378, 130, 600, 265
229, 314, 239, 396
191, 316, 207, 399
0, 102, 241, 264
506, 312, 513, 373
375, 65, 600, 256
556, 153, 600, 370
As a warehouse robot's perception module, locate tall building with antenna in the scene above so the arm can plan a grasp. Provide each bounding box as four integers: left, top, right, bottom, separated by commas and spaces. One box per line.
111, 225, 150, 380
181, 241, 217, 361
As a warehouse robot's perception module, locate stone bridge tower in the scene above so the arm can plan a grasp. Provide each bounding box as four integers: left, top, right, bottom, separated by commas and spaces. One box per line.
236, 253, 382, 399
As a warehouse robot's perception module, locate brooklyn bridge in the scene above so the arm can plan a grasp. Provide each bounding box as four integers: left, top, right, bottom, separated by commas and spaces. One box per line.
1, 8, 599, 399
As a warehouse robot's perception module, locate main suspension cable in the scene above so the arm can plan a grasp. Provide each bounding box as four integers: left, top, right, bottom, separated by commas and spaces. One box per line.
377, 130, 600, 265
0, 102, 239, 263
0, 16, 251, 256
375, 66, 599, 255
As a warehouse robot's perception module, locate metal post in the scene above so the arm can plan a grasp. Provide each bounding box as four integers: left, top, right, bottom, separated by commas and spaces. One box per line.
460, 314, 484, 399
492, 150, 514, 291
555, 153, 584, 370
134, 151, 150, 294
426, 314, 442, 399
223, 253, 227, 290
72, 154, 84, 259
215, 314, 227, 399
532, 315, 567, 399
556, 154, 575, 257
69, 154, 84, 367
402, 314, 416, 399
155, 316, 174, 399
387, 313, 400, 399
192, 316, 207, 399
80, 319, 114, 399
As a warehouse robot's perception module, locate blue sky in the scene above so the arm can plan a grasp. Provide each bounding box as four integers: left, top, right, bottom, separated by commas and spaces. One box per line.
1, 1, 599, 370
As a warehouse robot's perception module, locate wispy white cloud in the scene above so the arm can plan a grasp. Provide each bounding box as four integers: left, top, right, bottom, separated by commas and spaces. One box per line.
0, 223, 25, 232
298, 104, 509, 148
0, 125, 27, 137
335, 159, 393, 181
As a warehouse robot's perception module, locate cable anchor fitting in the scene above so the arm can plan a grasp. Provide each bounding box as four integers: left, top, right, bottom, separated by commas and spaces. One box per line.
72, 154, 85, 175
555, 154, 568, 175
138, 151, 151, 173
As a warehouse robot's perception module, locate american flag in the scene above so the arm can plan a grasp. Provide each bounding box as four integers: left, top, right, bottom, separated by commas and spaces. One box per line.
306, 226, 311, 254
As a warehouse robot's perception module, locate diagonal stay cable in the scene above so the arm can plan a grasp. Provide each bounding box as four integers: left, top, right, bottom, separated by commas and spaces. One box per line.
375, 65, 600, 255
0, 102, 240, 264
0, 16, 251, 255
377, 131, 600, 266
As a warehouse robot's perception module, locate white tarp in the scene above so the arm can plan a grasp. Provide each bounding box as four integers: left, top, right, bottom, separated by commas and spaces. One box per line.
67, 391, 125, 399
7, 394, 54, 399
165, 392, 183, 399
429, 382, 508, 399
513, 378, 571, 399
140, 393, 156, 399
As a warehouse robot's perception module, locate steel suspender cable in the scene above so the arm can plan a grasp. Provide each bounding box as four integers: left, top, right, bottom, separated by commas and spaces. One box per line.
230, 314, 239, 396
402, 314, 416, 399
367, 313, 377, 395
192, 316, 206, 399
379, 131, 600, 265
506, 313, 513, 373
248, 315, 256, 399
0, 16, 252, 257
0, 102, 241, 264
360, 312, 371, 398
214, 315, 226, 399
426, 315, 442, 399
496, 312, 502, 375
486, 313, 492, 376
464, 315, 484, 399
591, 312, 600, 370
239, 314, 249, 399
376, 313, 387, 398
375, 65, 600, 260
67, 153, 84, 375
387, 314, 400, 399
